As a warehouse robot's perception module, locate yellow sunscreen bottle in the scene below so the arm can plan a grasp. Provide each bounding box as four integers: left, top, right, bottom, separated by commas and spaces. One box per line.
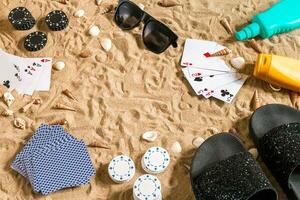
254, 54, 300, 92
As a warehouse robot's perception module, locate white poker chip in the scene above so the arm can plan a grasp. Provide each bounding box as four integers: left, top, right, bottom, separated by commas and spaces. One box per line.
133, 174, 162, 200
142, 147, 170, 174
108, 155, 135, 183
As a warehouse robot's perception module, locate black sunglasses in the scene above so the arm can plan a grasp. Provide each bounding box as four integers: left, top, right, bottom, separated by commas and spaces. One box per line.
114, 0, 178, 54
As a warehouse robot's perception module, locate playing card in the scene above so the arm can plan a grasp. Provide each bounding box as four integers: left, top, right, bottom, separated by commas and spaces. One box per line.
181, 39, 231, 72
0, 54, 22, 91
211, 77, 248, 103
182, 67, 242, 96
0, 49, 52, 95
185, 61, 233, 78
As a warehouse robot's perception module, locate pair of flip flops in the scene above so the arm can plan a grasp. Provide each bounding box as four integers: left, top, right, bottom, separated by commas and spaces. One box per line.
191, 104, 300, 200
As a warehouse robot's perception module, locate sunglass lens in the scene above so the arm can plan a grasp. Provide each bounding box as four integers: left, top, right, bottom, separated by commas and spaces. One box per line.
143, 21, 172, 53
115, 2, 143, 30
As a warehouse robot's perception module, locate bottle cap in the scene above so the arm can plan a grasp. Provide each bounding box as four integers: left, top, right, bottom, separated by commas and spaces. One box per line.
253, 54, 272, 81
236, 22, 261, 40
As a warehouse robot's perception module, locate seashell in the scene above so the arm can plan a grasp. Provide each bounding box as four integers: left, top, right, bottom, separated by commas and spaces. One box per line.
52, 103, 76, 112
171, 141, 182, 153
220, 18, 234, 35
248, 148, 259, 160
101, 38, 112, 52
230, 57, 245, 70
142, 131, 158, 142
79, 49, 92, 58
1, 109, 13, 117
3, 92, 15, 107
290, 91, 299, 107
33, 98, 42, 105
62, 89, 78, 101
14, 118, 26, 130
96, 0, 102, 5
87, 141, 111, 149
89, 25, 101, 37
269, 83, 281, 92
250, 90, 260, 111
53, 61, 65, 71
192, 136, 205, 148
249, 39, 263, 53
100, 4, 114, 15
158, 0, 181, 7
138, 3, 145, 10
49, 119, 68, 126
74, 9, 85, 18
20, 100, 35, 113
210, 48, 231, 57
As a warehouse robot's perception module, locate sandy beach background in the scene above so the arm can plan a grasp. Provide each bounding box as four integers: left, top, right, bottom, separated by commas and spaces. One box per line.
0, 0, 299, 199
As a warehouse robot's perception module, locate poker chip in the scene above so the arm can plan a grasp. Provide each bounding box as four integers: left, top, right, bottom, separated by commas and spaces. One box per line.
108, 155, 135, 183
45, 10, 69, 31
141, 147, 170, 174
133, 174, 162, 200
8, 7, 36, 30
24, 32, 47, 52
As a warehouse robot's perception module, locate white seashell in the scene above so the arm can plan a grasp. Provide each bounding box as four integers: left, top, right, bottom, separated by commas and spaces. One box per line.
101, 38, 112, 52
89, 25, 101, 37
230, 57, 245, 70
1, 109, 13, 117
138, 3, 145, 10
96, 0, 102, 5
3, 92, 15, 107
248, 148, 259, 160
14, 118, 26, 130
142, 131, 158, 142
74, 9, 85, 18
171, 141, 182, 154
53, 61, 65, 71
192, 137, 205, 148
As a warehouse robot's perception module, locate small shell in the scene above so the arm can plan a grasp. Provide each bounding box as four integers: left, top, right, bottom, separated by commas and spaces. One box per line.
89, 25, 101, 37
1, 109, 13, 117
14, 118, 26, 130
210, 48, 231, 57
142, 131, 158, 142
3, 92, 15, 107
192, 137, 205, 148
62, 89, 78, 101
100, 4, 114, 15
101, 38, 112, 52
249, 39, 263, 53
269, 83, 281, 92
220, 18, 234, 35
138, 3, 145, 10
53, 61, 65, 71
248, 148, 259, 160
250, 90, 260, 111
49, 119, 68, 126
171, 141, 182, 154
52, 103, 76, 112
96, 0, 102, 5
20, 100, 35, 113
79, 49, 92, 58
158, 0, 181, 7
74, 9, 85, 18
290, 92, 299, 107
33, 98, 42, 105
230, 57, 245, 70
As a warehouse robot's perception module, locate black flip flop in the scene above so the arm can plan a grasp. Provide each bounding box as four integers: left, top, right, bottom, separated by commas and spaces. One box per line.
250, 104, 300, 200
190, 133, 277, 200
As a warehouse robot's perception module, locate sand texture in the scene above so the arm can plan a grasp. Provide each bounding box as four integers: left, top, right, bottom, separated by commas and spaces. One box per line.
0, 0, 299, 199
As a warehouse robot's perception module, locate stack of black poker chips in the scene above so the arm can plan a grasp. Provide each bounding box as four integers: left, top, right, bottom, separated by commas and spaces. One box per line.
8, 7, 36, 30
45, 10, 69, 31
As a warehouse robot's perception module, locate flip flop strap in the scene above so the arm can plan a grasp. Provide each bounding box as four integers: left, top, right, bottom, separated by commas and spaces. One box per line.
259, 122, 300, 187
194, 152, 274, 200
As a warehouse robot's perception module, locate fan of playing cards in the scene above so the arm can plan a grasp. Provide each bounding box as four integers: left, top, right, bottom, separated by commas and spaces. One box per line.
0, 49, 52, 95
11, 124, 95, 195
181, 39, 248, 103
